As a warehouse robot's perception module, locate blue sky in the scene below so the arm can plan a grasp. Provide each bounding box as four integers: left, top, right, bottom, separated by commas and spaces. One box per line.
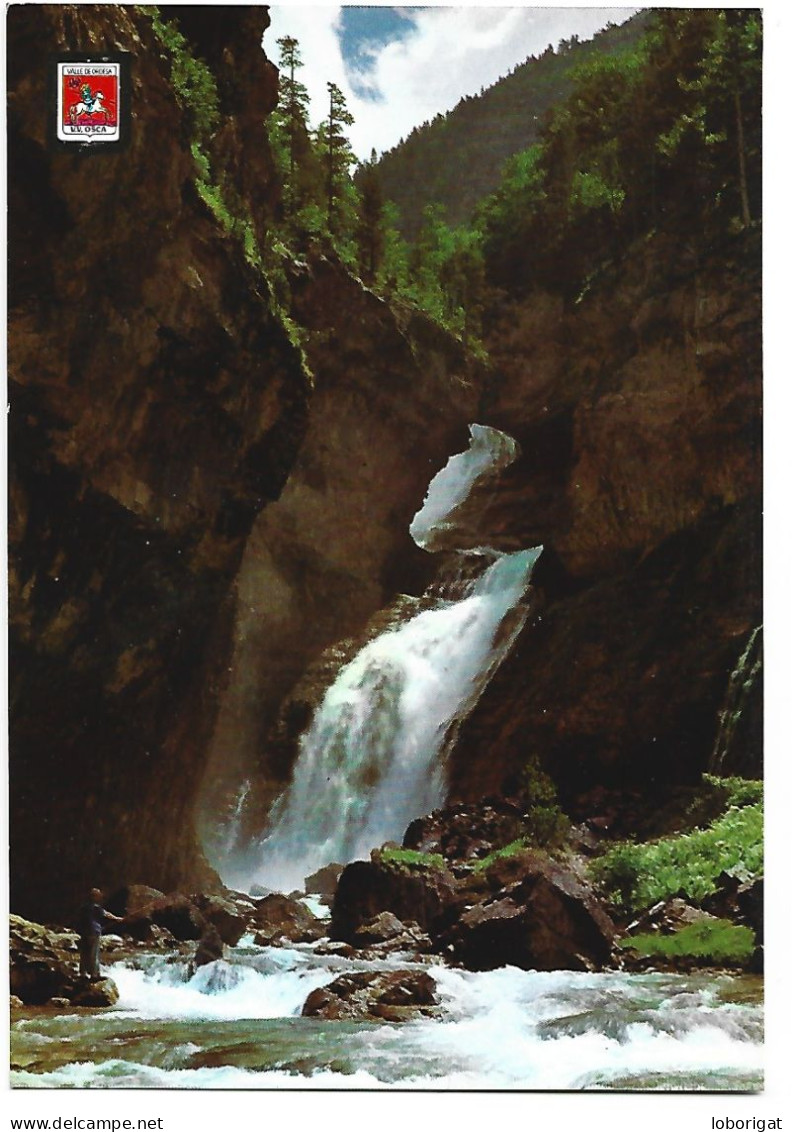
266, 5, 640, 159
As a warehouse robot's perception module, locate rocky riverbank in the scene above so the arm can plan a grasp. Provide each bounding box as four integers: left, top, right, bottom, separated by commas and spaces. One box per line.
11, 780, 762, 1021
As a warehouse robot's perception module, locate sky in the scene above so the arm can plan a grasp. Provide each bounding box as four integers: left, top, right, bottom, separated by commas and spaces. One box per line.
265, 4, 640, 160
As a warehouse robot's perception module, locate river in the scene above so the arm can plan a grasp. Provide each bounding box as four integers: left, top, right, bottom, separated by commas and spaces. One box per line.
10, 936, 763, 1089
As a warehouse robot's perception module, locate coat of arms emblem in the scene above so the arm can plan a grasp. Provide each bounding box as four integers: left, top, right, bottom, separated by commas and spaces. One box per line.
56, 61, 121, 144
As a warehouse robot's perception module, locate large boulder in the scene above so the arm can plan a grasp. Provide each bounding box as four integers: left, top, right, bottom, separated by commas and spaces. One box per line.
437, 850, 615, 971
124, 893, 206, 941
105, 885, 166, 918
10, 916, 80, 1004
331, 855, 457, 944
302, 970, 440, 1023
191, 893, 250, 946
304, 864, 344, 902
404, 799, 528, 864
192, 923, 225, 970
9, 915, 119, 1006
252, 893, 324, 946
71, 978, 120, 1007
351, 912, 433, 955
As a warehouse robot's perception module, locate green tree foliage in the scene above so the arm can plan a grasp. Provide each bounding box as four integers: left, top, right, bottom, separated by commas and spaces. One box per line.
147, 6, 219, 144
625, 919, 756, 964
471, 8, 761, 299
376, 11, 653, 239
271, 36, 311, 218
322, 82, 356, 237
356, 152, 385, 284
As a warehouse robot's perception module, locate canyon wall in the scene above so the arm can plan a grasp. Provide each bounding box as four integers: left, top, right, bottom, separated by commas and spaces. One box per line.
449, 227, 762, 804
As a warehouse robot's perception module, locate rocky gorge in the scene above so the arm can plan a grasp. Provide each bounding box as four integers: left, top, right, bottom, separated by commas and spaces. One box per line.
7, 3, 762, 1091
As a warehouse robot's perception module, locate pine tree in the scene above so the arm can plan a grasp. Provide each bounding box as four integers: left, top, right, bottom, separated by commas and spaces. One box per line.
356, 151, 385, 283
275, 36, 311, 218
324, 82, 355, 236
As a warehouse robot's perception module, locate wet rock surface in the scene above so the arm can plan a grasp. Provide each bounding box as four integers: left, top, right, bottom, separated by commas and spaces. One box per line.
10, 916, 119, 1007
252, 893, 324, 946
302, 969, 440, 1023
331, 856, 457, 944
436, 850, 615, 971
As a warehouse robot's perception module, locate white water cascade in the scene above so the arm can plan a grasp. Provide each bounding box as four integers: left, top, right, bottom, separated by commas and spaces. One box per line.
233, 424, 536, 894
410, 423, 519, 550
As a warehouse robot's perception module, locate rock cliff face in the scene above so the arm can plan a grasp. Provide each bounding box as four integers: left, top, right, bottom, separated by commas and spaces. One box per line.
7, 4, 308, 920
448, 227, 762, 803
7, 5, 479, 920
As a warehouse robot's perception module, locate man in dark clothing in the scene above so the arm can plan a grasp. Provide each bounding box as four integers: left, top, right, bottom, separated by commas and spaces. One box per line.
77, 888, 124, 980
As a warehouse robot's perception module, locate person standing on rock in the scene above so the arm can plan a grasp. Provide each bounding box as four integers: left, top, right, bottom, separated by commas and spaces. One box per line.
76, 888, 124, 981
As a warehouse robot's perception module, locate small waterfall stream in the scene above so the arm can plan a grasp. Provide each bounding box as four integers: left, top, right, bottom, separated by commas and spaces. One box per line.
227, 424, 536, 893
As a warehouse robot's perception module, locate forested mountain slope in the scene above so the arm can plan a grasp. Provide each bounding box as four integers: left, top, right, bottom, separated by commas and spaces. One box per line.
376, 10, 652, 238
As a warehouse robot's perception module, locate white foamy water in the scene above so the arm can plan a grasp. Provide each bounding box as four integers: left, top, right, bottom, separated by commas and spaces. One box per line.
108, 951, 333, 1021
241, 546, 540, 893
410, 423, 519, 550
11, 950, 763, 1091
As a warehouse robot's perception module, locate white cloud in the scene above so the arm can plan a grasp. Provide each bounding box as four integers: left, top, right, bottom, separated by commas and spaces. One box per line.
266, 5, 640, 160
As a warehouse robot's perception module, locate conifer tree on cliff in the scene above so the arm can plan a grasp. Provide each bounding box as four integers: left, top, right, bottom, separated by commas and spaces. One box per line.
356, 150, 385, 284
275, 35, 311, 219
323, 81, 355, 237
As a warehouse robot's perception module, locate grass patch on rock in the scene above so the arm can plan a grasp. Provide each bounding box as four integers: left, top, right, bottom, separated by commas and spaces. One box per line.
623, 918, 756, 965
377, 847, 446, 872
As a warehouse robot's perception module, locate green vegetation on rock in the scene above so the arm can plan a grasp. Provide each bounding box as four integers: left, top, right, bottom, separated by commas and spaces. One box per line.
377, 847, 446, 872
624, 918, 756, 965
589, 779, 763, 915
473, 838, 531, 873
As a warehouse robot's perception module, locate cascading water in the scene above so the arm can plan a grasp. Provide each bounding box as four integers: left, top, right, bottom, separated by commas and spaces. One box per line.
245, 546, 540, 892
409, 423, 519, 551
228, 424, 535, 894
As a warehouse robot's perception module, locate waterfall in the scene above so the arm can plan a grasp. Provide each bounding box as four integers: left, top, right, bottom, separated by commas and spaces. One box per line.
410, 423, 519, 551
244, 547, 540, 892
710, 626, 763, 776
225, 424, 538, 894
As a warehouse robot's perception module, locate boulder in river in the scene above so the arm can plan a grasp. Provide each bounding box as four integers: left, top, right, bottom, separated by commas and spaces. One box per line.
124, 893, 206, 941
304, 863, 344, 902
10, 915, 120, 1006
105, 885, 166, 918
302, 969, 440, 1023
331, 853, 457, 943
253, 893, 324, 945
191, 893, 250, 946
71, 978, 120, 1007
351, 912, 434, 955
436, 849, 615, 971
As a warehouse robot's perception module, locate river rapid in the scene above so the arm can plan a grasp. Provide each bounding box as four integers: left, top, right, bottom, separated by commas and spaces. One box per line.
11, 936, 763, 1090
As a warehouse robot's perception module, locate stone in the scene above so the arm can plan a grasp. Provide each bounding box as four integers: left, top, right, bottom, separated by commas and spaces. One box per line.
403, 799, 527, 864
436, 850, 615, 972
192, 923, 225, 969
331, 857, 457, 944
304, 864, 344, 901
252, 893, 324, 946
351, 913, 433, 956
71, 978, 120, 1007
302, 970, 440, 1023
191, 894, 249, 946
105, 885, 166, 918
124, 893, 206, 942
10, 915, 80, 1005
